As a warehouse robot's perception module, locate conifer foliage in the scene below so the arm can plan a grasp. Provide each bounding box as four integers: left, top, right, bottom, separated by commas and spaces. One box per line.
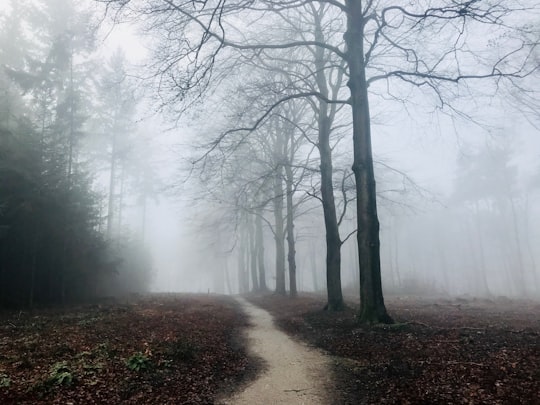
0, 0, 152, 307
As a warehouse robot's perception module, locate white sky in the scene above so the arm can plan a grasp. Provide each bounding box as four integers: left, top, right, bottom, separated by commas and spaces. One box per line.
98, 21, 149, 63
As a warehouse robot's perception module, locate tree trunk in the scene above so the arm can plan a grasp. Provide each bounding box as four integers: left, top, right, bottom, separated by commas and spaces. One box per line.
249, 214, 259, 291
256, 207, 267, 291
473, 203, 491, 296
106, 130, 117, 239
285, 163, 297, 297
312, 8, 344, 310
117, 163, 126, 236
310, 242, 320, 291
319, 125, 343, 310
273, 171, 287, 295
508, 197, 527, 295
238, 227, 247, 294
224, 259, 232, 295
346, 0, 392, 323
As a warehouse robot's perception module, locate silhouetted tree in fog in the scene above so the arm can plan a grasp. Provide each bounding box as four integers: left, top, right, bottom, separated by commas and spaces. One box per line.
453, 144, 532, 296
93, 50, 138, 239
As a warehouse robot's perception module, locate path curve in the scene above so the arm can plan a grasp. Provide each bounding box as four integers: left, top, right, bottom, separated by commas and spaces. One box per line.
220, 297, 332, 405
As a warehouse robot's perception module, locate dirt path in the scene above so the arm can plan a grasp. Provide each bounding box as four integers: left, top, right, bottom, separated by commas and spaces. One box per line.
220, 297, 331, 405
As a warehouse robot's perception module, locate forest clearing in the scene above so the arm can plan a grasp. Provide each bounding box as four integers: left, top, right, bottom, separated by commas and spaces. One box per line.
1, 293, 538, 404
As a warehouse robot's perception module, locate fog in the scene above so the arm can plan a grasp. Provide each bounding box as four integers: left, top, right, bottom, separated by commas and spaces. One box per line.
146, 115, 540, 298
1, 0, 539, 308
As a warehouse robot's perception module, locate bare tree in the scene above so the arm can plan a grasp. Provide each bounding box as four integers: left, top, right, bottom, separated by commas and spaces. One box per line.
100, 0, 539, 322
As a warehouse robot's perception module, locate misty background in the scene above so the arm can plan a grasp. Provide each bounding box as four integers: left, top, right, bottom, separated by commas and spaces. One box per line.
1, 0, 539, 307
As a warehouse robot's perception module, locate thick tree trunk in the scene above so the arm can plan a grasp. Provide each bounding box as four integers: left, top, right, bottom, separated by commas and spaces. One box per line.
273, 171, 287, 295
319, 127, 343, 310
346, 0, 392, 323
313, 10, 344, 310
285, 164, 297, 297
255, 208, 267, 291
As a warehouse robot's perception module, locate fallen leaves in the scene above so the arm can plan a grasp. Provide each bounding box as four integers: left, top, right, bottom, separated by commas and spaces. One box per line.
0, 294, 256, 404
248, 293, 540, 404
2, 292, 536, 404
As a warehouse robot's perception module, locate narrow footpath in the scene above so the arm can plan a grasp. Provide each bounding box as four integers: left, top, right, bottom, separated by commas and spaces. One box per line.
220, 297, 332, 405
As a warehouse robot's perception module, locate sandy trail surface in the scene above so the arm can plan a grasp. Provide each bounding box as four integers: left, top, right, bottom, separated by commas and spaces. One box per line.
220, 297, 332, 405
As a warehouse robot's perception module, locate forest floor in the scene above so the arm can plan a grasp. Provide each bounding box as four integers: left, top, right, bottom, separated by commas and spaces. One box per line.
1, 293, 538, 404
247, 293, 540, 404
0, 294, 259, 404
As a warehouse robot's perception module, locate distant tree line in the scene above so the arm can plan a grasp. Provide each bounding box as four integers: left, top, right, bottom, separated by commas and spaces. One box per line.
0, 0, 153, 308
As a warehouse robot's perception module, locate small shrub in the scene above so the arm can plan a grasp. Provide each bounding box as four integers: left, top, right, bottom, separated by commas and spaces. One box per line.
0, 373, 10, 388
30, 362, 74, 396
126, 352, 150, 371
47, 362, 74, 386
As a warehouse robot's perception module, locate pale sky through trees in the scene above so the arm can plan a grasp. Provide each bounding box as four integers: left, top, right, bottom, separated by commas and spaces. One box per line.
90, 1, 540, 298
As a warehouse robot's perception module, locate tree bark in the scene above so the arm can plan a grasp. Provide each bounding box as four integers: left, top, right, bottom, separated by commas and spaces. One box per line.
255, 207, 267, 291
285, 163, 297, 297
313, 7, 344, 310
238, 225, 248, 294
273, 170, 287, 295
319, 123, 343, 310
249, 214, 259, 291
346, 0, 392, 323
